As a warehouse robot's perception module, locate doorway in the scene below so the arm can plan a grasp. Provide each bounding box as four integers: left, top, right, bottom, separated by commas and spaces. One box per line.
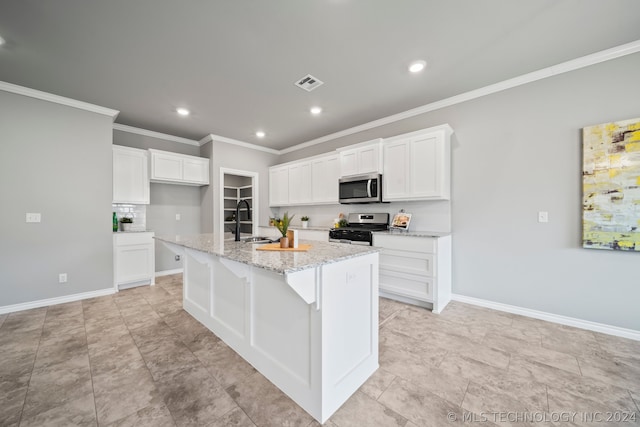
219, 168, 258, 239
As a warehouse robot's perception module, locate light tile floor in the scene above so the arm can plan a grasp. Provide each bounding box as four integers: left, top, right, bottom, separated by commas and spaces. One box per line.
1, 274, 639, 426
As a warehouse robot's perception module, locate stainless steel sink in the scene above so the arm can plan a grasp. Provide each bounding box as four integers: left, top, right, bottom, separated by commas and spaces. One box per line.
241, 236, 273, 244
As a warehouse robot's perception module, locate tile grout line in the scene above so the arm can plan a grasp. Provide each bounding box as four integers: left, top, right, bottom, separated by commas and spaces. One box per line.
81, 301, 101, 426
16, 307, 49, 427
116, 294, 182, 427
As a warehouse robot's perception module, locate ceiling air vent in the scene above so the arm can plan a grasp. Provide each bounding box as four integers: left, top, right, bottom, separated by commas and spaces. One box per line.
295, 74, 324, 92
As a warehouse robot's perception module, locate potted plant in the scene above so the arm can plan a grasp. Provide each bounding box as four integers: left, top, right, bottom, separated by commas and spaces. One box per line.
275, 212, 294, 248
301, 216, 309, 228
120, 216, 133, 232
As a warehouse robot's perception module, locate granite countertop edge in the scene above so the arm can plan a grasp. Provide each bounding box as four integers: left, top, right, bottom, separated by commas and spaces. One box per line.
155, 234, 379, 275
372, 230, 451, 238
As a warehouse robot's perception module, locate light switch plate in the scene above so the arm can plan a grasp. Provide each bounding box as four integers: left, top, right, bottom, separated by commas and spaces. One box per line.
538, 211, 549, 223
26, 213, 42, 223
176, 213, 181, 221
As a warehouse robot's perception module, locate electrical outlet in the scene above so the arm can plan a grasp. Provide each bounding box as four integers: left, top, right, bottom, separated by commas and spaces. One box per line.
26, 213, 42, 223
175, 213, 181, 221
59, 273, 67, 283
538, 211, 549, 223
175, 255, 181, 261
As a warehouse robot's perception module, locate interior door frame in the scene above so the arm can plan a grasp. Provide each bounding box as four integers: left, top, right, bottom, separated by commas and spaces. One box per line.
219, 167, 259, 238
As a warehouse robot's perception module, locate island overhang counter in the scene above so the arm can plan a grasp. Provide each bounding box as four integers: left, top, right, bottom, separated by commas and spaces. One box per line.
155, 234, 380, 424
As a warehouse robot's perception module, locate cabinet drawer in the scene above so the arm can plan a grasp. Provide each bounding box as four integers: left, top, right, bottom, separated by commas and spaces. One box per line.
114, 232, 154, 246
373, 234, 435, 253
379, 249, 434, 276
379, 269, 433, 302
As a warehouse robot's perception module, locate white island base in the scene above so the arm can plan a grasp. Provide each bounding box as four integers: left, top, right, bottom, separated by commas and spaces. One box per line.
163, 242, 379, 424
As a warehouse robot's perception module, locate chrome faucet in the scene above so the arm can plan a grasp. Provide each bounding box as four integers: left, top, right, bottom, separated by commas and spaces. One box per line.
235, 199, 252, 241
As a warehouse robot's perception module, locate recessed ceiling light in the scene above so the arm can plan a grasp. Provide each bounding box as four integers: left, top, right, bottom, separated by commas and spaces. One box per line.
255, 131, 265, 138
310, 106, 322, 115
408, 60, 427, 73
176, 107, 190, 116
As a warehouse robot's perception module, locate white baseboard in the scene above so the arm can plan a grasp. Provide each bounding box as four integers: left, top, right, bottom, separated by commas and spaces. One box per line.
155, 268, 183, 277
451, 294, 640, 341
0, 288, 116, 315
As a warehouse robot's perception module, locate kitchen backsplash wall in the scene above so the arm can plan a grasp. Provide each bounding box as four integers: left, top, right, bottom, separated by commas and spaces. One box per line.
112, 204, 147, 231
270, 200, 451, 232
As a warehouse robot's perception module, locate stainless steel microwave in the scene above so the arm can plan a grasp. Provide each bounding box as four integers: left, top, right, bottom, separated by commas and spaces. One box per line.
339, 173, 383, 204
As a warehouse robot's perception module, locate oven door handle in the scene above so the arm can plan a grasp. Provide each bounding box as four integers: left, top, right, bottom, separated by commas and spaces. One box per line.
367, 179, 372, 198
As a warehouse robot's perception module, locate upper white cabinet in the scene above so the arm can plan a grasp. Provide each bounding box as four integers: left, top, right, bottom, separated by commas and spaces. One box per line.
383, 125, 452, 201
269, 165, 289, 206
149, 149, 209, 186
311, 153, 339, 204
288, 160, 312, 205
269, 153, 339, 207
113, 145, 150, 204
338, 139, 383, 177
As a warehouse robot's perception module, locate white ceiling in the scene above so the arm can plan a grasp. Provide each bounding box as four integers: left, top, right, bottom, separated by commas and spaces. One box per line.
1, 0, 640, 150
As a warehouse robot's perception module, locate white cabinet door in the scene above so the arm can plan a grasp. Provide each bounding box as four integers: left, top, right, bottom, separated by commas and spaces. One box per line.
112, 145, 150, 204
311, 154, 339, 204
183, 157, 209, 184
288, 161, 312, 205
113, 232, 155, 289
382, 140, 409, 201
409, 133, 444, 199
339, 150, 359, 177
357, 144, 381, 174
269, 166, 289, 206
339, 139, 383, 177
152, 151, 183, 181
149, 149, 209, 186
383, 126, 451, 201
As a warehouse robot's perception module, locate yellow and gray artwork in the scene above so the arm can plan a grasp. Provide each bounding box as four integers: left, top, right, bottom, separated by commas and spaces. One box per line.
583, 117, 640, 251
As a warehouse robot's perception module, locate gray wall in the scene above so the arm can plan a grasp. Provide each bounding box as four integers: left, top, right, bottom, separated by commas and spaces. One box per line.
204, 141, 279, 236
147, 184, 201, 271
113, 129, 200, 156
277, 52, 640, 331
113, 130, 203, 272
0, 91, 114, 306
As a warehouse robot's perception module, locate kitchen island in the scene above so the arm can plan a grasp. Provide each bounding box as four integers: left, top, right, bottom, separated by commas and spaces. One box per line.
155, 234, 379, 424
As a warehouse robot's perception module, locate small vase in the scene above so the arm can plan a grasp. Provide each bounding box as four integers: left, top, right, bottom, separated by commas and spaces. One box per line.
301, 221, 308, 229
280, 237, 289, 248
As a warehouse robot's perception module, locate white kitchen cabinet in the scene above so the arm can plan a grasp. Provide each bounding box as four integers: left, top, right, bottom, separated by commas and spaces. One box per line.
383, 125, 452, 201
149, 149, 209, 186
112, 145, 150, 204
338, 139, 383, 177
269, 165, 289, 206
372, 233, 451, 313
113, 232, 155, 290
311, 153, 339, 204
269, 153, 339, 207
288, 161, 312, 205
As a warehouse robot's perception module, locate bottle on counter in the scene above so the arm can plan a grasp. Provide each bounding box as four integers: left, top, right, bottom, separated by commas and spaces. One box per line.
112, 212, 118, 232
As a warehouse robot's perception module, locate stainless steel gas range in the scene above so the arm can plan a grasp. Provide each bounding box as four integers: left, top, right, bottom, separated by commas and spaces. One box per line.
329, 213, 389, 246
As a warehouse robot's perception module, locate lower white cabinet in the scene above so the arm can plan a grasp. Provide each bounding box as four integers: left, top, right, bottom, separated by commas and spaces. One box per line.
372, 233, 451, 313
113, 232, 155, 289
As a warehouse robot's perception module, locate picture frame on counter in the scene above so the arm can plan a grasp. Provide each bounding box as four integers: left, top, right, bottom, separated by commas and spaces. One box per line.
391, 212, 412, 231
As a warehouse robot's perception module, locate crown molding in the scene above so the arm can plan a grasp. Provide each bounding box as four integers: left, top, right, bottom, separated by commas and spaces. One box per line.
201, 133, 280, 155
0, 80, 120, 119
280, 39, 640, 154
113, 123, 200, 146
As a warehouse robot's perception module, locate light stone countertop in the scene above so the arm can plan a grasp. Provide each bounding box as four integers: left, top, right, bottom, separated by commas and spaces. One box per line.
372, 230, 451, 238
155, 233, 379, 275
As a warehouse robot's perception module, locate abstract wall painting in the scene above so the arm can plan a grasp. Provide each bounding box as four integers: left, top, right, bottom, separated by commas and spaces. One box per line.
583, 117, 640, 251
